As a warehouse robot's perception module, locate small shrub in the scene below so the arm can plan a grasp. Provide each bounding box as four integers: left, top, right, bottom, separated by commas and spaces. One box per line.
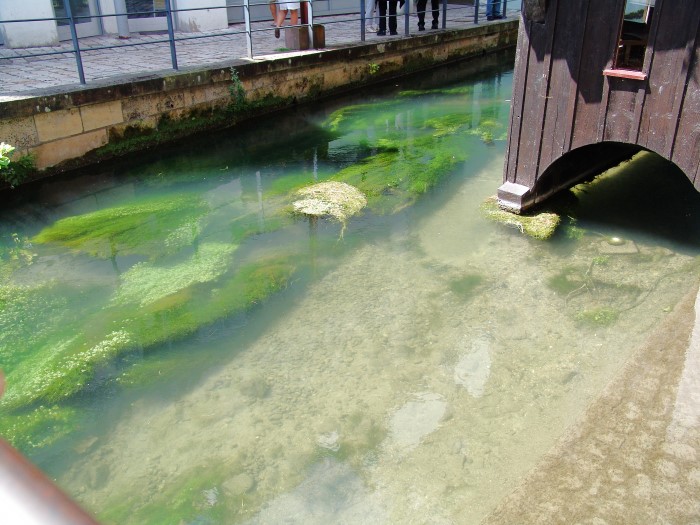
0, 143, 36, 188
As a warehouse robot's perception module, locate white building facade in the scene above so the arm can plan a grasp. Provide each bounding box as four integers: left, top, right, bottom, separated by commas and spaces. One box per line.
0, 0, 355, 48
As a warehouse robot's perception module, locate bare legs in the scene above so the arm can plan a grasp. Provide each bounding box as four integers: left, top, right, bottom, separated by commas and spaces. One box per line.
274, 8, 299, 38
269, 0, 278, 25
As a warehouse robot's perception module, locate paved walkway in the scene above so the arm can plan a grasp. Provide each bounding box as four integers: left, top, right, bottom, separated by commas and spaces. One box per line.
0, 6, 517, 100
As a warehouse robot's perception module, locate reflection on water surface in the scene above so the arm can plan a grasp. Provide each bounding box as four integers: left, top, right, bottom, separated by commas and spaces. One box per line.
0, 51, 699, 524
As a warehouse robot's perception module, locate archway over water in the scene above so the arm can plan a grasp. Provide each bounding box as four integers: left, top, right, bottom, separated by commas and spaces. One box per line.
548, 147, 700, 250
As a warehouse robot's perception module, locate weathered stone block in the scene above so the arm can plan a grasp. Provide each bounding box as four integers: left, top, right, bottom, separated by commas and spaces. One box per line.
0, 117, 39, 149
313, 25, 326, 49
34, 108, 83, 142
33, 129, 108, 169
80, 101, 124, 131
284, 26, 310, 51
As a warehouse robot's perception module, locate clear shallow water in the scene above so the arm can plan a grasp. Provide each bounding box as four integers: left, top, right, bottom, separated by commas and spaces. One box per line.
1, 51, 699, 524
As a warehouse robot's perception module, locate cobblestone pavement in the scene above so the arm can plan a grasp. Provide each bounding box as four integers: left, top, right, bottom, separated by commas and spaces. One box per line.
0, 6, 517, 99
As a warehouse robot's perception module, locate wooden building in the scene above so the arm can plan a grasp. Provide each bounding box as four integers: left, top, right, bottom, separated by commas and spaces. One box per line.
498, 0, 700, 212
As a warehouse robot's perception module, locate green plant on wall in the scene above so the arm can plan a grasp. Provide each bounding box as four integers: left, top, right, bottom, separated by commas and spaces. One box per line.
229, 67, 247, 114
368, 63, 380, 75
0, 142, 36, 188
0, 142, 13, 169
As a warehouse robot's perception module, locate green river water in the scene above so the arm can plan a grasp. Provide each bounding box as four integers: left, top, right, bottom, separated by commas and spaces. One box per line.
1, 51, 699, 524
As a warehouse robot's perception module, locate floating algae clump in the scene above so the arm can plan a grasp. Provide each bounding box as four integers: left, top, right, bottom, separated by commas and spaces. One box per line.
292, 181, 367, 225
480, 196, 560, 240
33, 193, 208, 259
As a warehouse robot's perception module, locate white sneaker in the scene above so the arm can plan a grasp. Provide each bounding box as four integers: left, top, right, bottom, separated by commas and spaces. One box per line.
366, 24, 377, 32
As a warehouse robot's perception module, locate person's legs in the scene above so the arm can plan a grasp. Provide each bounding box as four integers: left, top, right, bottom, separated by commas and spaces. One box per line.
365, 0, 376, 29
269, 0, 277, 24
487, 0, 501, 19
486, 0, 496, 20
416, 0, 427, 30
274, 8, 287, 37
289, 9, 298, 24
430, 0, 439, 28
388, 0, 398, 34
377, 0, 387, 34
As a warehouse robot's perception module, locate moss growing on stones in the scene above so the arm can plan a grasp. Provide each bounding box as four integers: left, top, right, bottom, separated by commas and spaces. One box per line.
480, 197, 561, 240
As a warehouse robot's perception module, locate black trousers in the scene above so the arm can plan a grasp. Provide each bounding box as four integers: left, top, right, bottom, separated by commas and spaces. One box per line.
378, 0, 399, 33
416, 0, 439, 26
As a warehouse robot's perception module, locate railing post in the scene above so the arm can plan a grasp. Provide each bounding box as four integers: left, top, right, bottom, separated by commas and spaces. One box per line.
403, 0, 409, 36
164, 0, 179, 70
63, 0, 86, 84
442, 0, 446, 28
503, 0, 508, 18
243, 0, 253, 58
361, 0, 366, 42
114, 0, 130, 38
307, 0, 314, 47
474, 0, 480, 23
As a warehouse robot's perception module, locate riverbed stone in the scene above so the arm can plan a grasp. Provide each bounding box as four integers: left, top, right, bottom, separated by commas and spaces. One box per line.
223, 473, 254, 496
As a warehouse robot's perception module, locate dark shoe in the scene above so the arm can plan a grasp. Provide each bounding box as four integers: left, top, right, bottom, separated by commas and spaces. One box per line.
274, 27, 280, 38
376, 30, 386, 36
418, 23, 425, 31
431, 21, 439, 29
389, 31, 398, 35
486, 15, 494, 21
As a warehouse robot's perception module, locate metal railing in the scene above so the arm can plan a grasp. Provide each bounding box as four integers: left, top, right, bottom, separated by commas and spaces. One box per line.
0, 0, 315, 83
0, 0, 519, 90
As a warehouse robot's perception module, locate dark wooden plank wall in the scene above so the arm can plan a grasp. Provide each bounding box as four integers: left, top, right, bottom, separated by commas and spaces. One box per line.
505, 0, 700, 195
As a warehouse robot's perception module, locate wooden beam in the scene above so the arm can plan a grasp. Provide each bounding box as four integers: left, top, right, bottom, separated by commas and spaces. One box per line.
523, 0, 546, 23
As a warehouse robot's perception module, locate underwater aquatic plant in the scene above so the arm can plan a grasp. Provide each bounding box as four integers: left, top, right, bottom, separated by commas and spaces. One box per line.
0, 404, 78, 451
0, 253, 298, 411
33, 193, 209, 259
575, 307, 620, 327
114, 242, 238, 307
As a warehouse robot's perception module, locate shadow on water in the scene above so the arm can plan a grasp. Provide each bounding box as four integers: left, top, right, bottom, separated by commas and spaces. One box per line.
554, 151, 700, 252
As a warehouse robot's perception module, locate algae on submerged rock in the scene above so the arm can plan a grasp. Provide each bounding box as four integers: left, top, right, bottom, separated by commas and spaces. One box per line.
292, 181, 367, 225
480, 196, 561, 240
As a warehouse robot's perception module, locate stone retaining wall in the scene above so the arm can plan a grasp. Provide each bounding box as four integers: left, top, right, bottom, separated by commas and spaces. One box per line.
0, 21, 517, 178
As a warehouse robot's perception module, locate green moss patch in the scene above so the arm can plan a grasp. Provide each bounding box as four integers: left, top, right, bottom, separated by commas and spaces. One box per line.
1, 254, 297, 410
448, 273, 485, 298
480, 197, 561, 240
33, 193, 209, 259
0, 404, 78, 451
575, 307, 620, 327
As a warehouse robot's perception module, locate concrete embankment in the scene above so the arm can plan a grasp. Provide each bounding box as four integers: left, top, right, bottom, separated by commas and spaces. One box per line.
0, 21, 517, 181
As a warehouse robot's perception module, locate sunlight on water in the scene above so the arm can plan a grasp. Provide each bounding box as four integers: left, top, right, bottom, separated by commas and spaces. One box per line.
0, 51, 698, 524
